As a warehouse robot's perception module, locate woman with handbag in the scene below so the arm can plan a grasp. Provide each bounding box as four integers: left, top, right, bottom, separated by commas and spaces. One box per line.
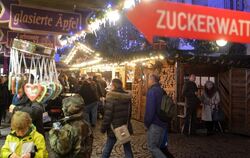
101, 79, 134, 158
201, 81, 220, 136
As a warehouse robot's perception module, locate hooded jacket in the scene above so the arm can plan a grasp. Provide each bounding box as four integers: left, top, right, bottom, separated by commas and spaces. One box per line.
49, 95, 93, 158
101, 89, 133, 137
1, 125, 48, 158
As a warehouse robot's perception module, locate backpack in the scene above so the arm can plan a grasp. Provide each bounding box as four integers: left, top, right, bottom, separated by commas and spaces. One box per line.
157, 90, 177, 122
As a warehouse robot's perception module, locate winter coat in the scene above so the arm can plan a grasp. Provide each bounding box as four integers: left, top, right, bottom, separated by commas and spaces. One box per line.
201, 91, 220, 121
79, 81, 99, 105
101, 89, 133, 138
96, 79, 107, 97
182, 80, 200, 109
49, 95, 93, 158
0, 81, 12, 107
1, 125, 48, 158
144, 83, 167, 129
12, 95, 45, 136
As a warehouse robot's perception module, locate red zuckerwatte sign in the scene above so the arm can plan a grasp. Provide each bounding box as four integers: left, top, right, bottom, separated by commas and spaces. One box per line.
127, 1, 250, 43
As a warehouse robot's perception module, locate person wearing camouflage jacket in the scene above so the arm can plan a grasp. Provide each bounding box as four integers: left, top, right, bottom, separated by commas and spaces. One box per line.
49, 94, 93, 158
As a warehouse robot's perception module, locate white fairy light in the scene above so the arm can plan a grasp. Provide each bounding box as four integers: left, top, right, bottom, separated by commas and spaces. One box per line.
88, 9, 121, 35
71, 57, 103, 68
64, 43, 94, 65
106, 10, 120, 25
58, 30, 87, 47
123, 0, 136, 9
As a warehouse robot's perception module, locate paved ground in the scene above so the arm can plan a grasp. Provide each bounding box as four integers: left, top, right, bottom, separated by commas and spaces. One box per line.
1, 120, 250, 158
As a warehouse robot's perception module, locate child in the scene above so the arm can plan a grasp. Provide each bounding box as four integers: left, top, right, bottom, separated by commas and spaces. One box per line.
1, 111, 48, 158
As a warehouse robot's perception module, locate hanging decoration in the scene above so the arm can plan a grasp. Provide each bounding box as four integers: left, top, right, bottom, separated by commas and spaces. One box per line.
88, 8, 121, 36
9, 39, 61, 103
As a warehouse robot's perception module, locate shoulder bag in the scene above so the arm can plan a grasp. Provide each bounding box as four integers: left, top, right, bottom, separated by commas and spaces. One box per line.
111, 104, 131, 145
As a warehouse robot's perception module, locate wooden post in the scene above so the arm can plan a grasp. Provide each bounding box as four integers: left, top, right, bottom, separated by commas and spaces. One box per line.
229, 69, 232, 131
245, 70, 248, 134
3, 56, 8, 74
175, 61, 179, 102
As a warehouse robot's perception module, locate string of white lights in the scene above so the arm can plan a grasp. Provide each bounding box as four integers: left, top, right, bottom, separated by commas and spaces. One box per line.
63, 42, 94, 65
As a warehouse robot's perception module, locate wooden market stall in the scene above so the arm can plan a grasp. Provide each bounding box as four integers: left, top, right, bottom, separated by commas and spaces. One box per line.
128, 50, 250, 136
175, 54, 250, 135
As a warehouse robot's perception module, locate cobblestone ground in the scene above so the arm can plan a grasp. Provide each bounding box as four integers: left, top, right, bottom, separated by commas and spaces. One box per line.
1, 120, 250, 158
91, 120, 250, 158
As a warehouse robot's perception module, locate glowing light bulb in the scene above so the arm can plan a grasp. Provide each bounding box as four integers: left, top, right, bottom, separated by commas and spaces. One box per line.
216, 39, 227, 47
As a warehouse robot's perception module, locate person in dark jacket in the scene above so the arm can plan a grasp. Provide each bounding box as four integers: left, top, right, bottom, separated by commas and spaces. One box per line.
182, 74, 200, 135
49, 94, 93, 158
101, 79, 134, 158
144, 74, 167, 158
9, 86, 45, 136
93, 74, 107, 119
93, 74, 107, 98
0, 76, 12, 125
79, 78, 99, 127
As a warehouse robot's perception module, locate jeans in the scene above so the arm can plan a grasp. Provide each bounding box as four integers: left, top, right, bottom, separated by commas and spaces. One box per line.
102, 136, 134, 158
147, 124, 167, 158
84, 101, 98, 126
183, 107, 197, 135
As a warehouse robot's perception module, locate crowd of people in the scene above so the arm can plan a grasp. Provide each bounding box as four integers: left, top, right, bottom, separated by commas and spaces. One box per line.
0, 72, 223, 158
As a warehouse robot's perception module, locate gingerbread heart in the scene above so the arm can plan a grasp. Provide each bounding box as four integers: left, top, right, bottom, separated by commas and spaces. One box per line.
51, 83, 59, 100
36, 84, 48, 103
24, 83, 43, 102
41, 82, 56, 103
51, 83, 62, 100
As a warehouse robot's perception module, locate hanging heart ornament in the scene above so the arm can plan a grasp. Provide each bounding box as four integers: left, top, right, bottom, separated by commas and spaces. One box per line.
36, 84, 48, 103
24, 83, 43, 101
41, 82, 56, 103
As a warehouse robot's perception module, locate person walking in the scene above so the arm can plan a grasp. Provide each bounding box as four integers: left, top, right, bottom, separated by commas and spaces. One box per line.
1, 111, 48, 158
79, 78, 99, 127
101, 79, 134, 158
144, 74, 168, 158
93, 74, 107, 119
182, 74, 200, 135
49, 94, 93, 158
93, 74, 107, 98
201, 81, 220, 135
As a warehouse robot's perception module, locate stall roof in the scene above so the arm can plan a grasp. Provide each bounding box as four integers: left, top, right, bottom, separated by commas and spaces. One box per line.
174, 50, 250, 69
